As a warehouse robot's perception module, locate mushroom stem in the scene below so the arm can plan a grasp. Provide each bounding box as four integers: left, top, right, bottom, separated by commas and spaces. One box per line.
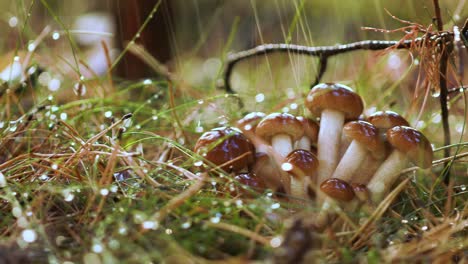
271, 134, 294, 158
290, 177, 307, 199
367, 150, 409, 203
351, 155, 383, 184
317, 109, 344, 188
331, 140, 368, 182
295, 136, 311, 151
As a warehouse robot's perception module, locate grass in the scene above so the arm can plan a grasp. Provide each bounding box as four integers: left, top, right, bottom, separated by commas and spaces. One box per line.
0, 0, 468, 263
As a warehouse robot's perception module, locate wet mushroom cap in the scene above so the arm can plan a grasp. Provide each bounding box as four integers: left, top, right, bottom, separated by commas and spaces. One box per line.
283, 149, 319, 179
367, 111, 410, 130
236, 112, 266, 132
296, 116, 319, 142
234, 172, 266, 191
351, 183, 370, 202
305, 83, 364, 119
255, 113, 304, 142
386, 126, 433, 169
194, 127, 255, 172
343, 120, 385, 158
320, 178, 355, 202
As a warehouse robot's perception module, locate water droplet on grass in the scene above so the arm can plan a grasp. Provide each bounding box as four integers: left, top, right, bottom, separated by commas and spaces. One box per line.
255, 93, 265, 103
21, 229, 37, 243
142, 221, 159, 230
92, 243, 103, 253
270, 236, 282, 247
104, 111, 112, 118
8, 17, 18, 27
52, 31, 60, 40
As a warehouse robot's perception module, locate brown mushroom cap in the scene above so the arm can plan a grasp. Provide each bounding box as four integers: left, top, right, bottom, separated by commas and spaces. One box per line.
320, 178, 355, 202
194, 127, 255, 172
236, 112, 266, 132
296, 116, 319, 143
367, 111, 410, 130
283, 149, 319, 179
305, 83, 364, 119
351, 183, 370, 202
343, 120, 385, 157
255, 113, 304, 142
386, 126, 433, 168
233, 172, 266, 195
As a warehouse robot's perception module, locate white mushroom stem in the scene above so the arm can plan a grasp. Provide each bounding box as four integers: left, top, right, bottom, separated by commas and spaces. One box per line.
290, 177, 307, 199
351, 155, 384, 184
367, 150, 409, 203
338, 132, 351, 159
271, 134, 294, 158
295, 136, 311, 151
316, 109, 345, 185
331, 140, 368, 182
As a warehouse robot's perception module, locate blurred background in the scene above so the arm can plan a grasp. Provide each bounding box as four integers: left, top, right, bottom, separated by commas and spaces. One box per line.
0, 0, 467, 144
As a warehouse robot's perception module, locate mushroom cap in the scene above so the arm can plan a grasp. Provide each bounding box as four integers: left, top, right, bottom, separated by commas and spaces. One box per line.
351, 183, 370, 202
367, 111, 410, 130
283, 149, 319, 179
386, 126, 433, 168
255, 113, 304, 142
296, 116, 319, 143
305, 83, 364, 119
194, 127, 255, 172
320, 178, 355, 202
236, 112, 266, 132
343, 120, 385, 157
233, 172, 267, 195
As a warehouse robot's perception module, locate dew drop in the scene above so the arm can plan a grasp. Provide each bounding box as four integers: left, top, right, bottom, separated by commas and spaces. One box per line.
27, 43, 36, 52
104, 111, 112, 118
255, 93, 265, 103
281, 162, 293, 172
92, 243, 103, 253
8, 17, 18, 27
21, 229, 37, 243
195, 126, 204, 133
52, 31, 60, 40
270, 236, 283, 247
197, 100, 204, 105
0, 172, 6, 187
194, 161, 203, 167
60, 113, 68, 121
181, 221, 192, 229
271, 203, 280, 209
142, 221, 159, 230
99, 189, 109, 196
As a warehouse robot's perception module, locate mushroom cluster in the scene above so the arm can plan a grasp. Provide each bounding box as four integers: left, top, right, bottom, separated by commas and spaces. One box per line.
193, 82, 433, 228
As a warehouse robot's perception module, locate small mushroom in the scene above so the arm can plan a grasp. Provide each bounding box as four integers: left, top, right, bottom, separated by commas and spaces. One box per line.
351, 183, 371, 203
314, 178, 356, 229
194, 127, 255, 173
331, 121, 385, 182
236, 112, 266, 133
255, 113, 304, 158
230, 172, 267, 197
367, 126, 433, 203
282, 149, 319, 199
351, 111, 410, 184
294, 116, 319, 151
320, 178, 355, 202
305, 83, 364, 186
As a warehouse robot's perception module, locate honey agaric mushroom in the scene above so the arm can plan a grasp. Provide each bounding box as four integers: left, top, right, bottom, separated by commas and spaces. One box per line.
255, 113, 304, 158
351, 111, 411, 184
320, 178, 355, 202
252, 152, 284, 191
305, 83, 364, 187
351, 183, 370, 203
367, 126, 433, 203
236, 112, 266, 133
314, 178, 355, 228
331, 121, 385, 182
367, 110, 410, 140
231, 172, 267, 197
295, 116, 319, 151
282, 149, 319, 199
194, 127, 255, 173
